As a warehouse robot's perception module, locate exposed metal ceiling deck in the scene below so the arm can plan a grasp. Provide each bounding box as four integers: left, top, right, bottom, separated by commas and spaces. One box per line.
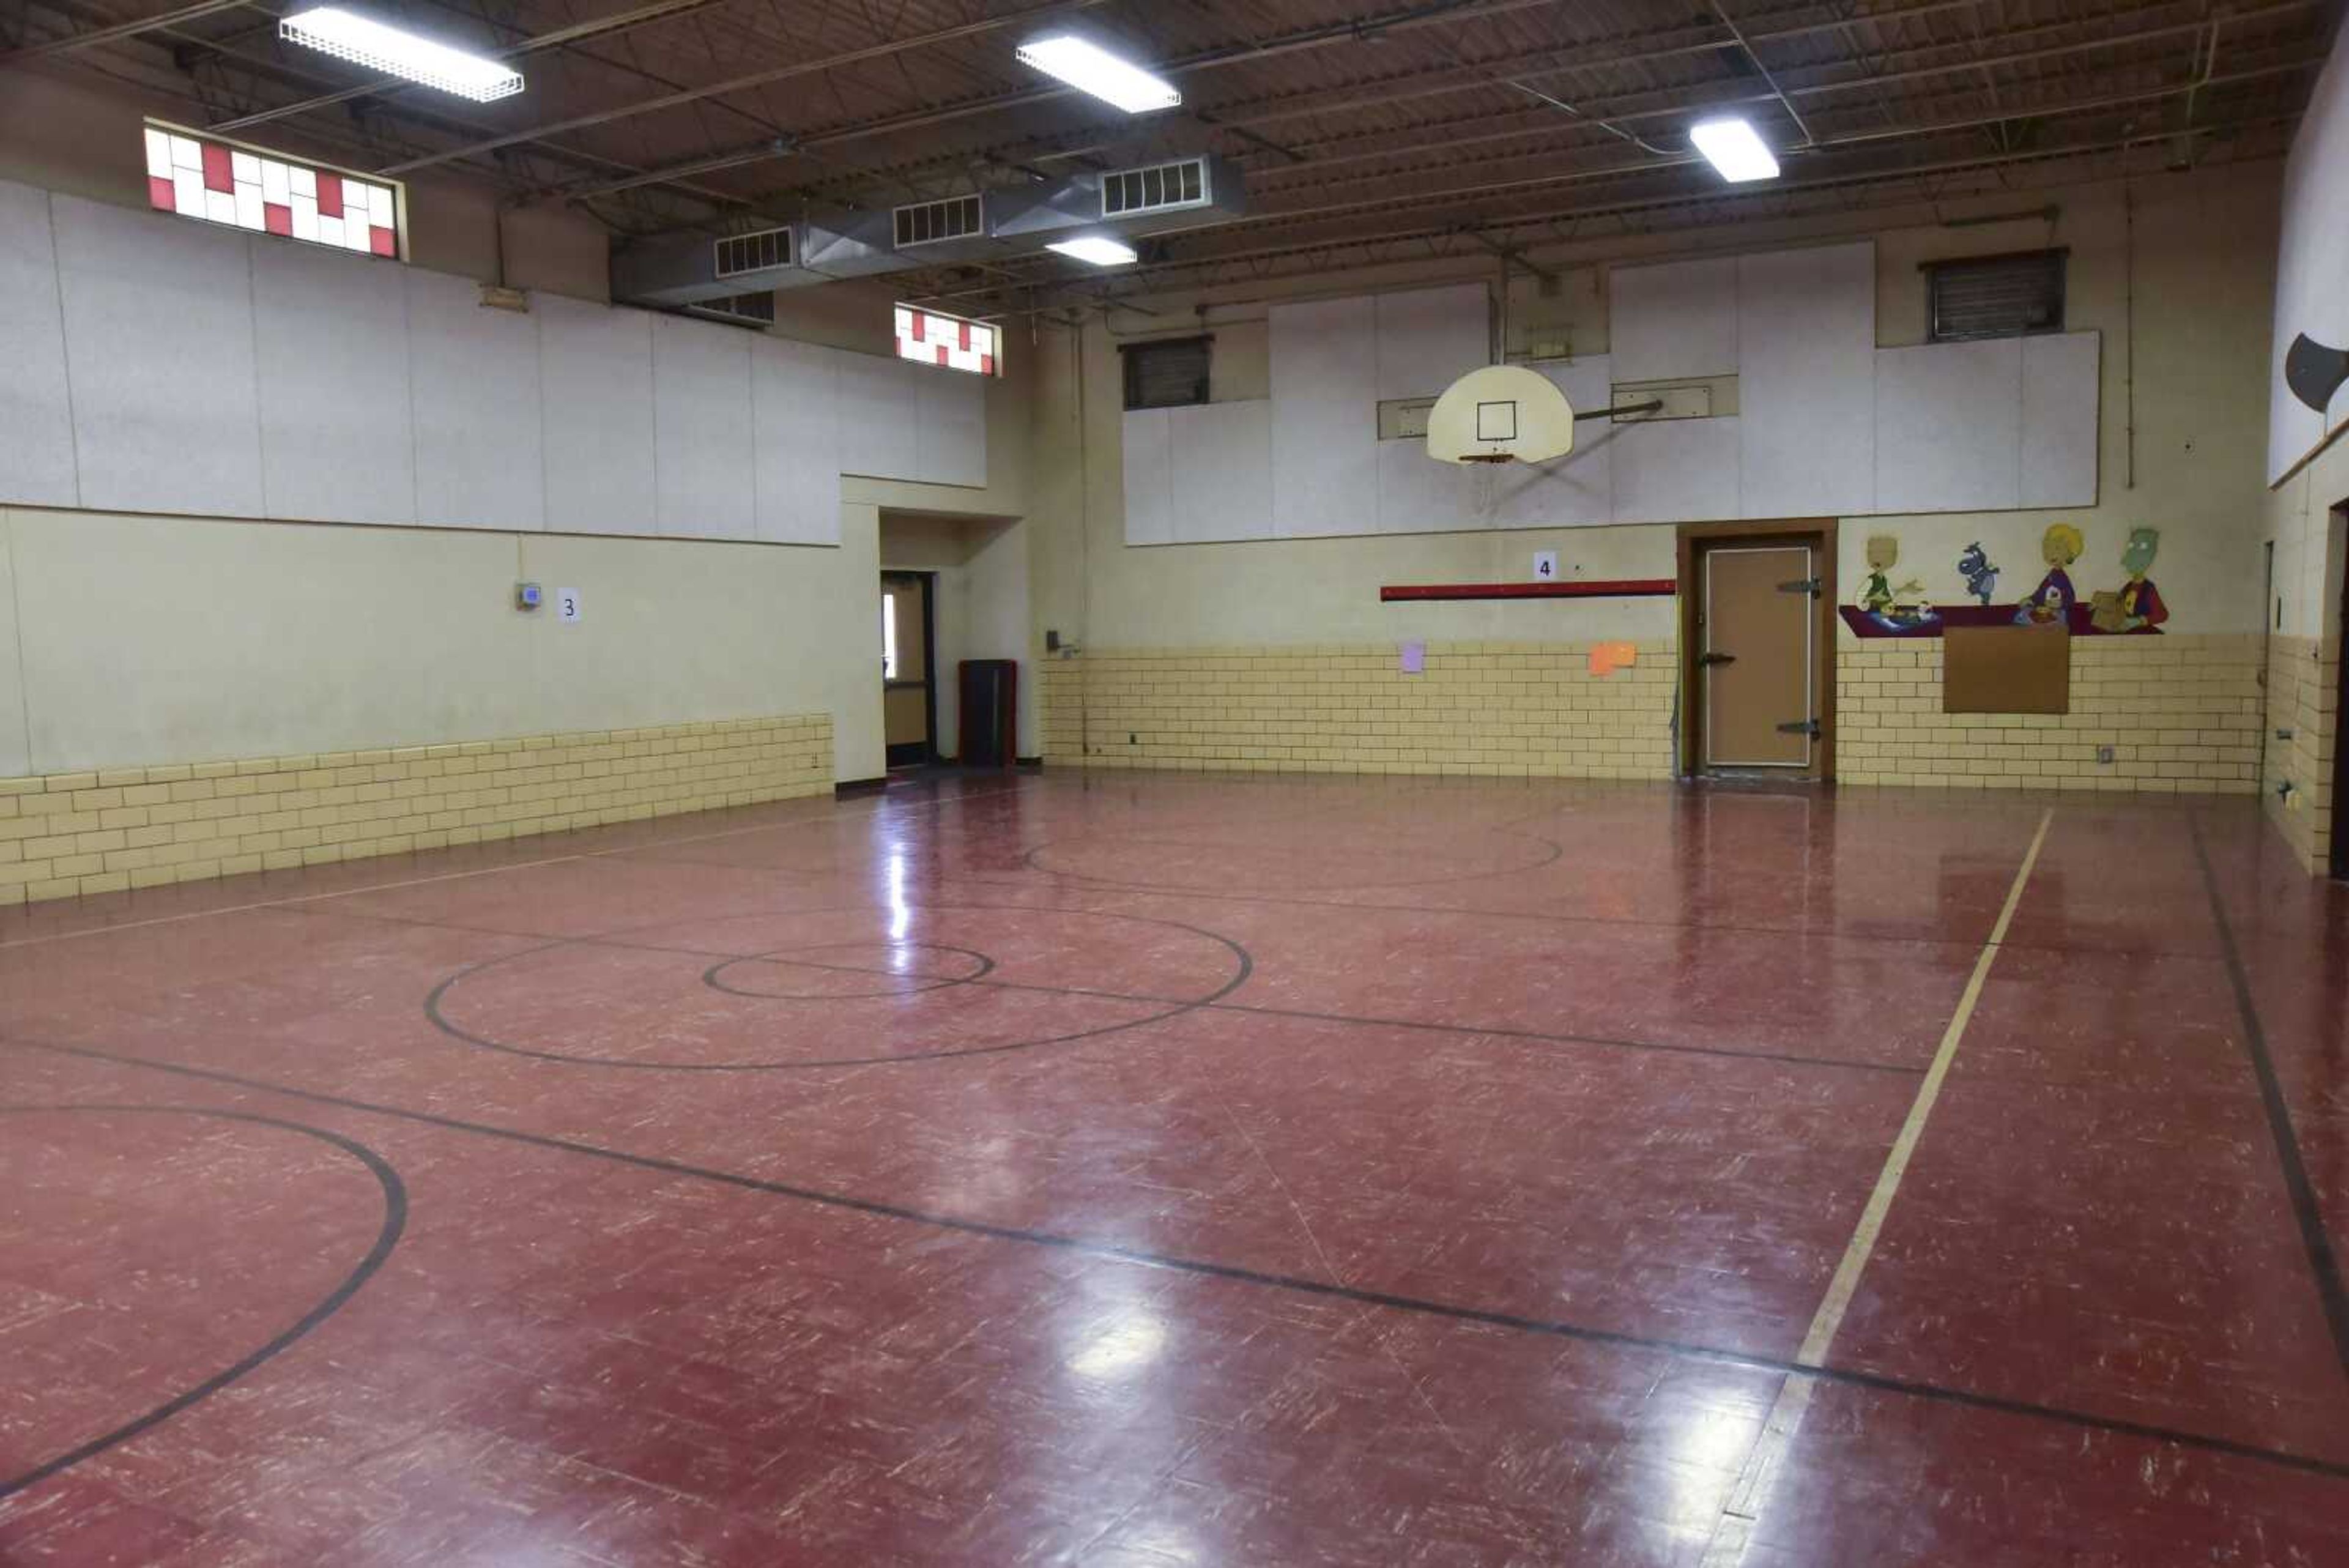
8, 0, 2335, 312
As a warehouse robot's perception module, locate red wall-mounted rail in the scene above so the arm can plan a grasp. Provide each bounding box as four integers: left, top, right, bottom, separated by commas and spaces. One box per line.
1379, 579, 1678, 603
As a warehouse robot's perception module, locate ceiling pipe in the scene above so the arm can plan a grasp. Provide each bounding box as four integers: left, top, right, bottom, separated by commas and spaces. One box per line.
1709, 0, 1816, 146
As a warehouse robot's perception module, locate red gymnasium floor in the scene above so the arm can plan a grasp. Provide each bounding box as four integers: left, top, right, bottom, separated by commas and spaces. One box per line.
2, 771, 2347, 1566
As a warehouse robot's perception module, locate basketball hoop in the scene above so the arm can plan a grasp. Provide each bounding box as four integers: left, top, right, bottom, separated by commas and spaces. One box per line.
1425, 364, 1576, 466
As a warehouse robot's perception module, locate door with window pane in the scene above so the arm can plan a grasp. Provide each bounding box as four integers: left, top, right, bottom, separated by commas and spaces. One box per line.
881, 572, 935, 767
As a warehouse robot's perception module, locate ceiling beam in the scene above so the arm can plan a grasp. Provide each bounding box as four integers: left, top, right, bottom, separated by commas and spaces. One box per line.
1, 0, 252, 65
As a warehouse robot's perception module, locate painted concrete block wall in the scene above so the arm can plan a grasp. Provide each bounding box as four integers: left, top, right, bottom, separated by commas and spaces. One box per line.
0, 503, 888, 787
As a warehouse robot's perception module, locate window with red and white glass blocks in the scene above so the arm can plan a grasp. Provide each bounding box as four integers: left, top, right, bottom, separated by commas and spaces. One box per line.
144, 124, 402, 258
894, 305, 1000, 375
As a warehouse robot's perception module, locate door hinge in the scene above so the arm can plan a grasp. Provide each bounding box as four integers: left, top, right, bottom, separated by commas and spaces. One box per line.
1776, 718, 1822, 738
1777, 577, 1822, 597
1698, 651, 1736, 666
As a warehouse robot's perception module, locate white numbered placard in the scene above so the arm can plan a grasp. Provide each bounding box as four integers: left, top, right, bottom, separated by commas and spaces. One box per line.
556, 587, 582, 623
1532, 551, 1558, 582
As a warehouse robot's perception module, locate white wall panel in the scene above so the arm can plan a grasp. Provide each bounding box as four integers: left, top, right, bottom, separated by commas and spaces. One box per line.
1493, 358, 1613, 528
538, 292, 655, 535
1167, 399, 1272, 543
253, 240, 415, 526
1270, 294, 1378, 537
836, 351, 922, 480
1611, 415, 1740, 523
407, 267, 542, 532
1739, 242, 1874, 518
1874, 338, 2021, 513
53, 196, 262, 517
752, 335, 839, 546
2020, 330, 2101, 507
0, 182, 78, 507
1376, 437, 1480, 535
1374, 282, 1488, 400
1609, 255, 1738, 382
2269, 38, 2349, 480
652, 313, 754, 540
915, 367, 987, 488
1121, 407, 1174, 545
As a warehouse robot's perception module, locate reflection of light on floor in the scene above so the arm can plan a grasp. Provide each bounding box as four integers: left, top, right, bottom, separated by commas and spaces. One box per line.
1064, 1312, 1167, 1380
886, 849, 911, 941
1664, 1389, 1770, 1532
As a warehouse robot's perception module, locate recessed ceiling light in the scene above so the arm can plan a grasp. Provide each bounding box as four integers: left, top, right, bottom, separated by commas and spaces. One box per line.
1047, 234, 1138, 267
1015, 34, 1180, 114
280, 8, 524, 102
1689, 116, 1778, 182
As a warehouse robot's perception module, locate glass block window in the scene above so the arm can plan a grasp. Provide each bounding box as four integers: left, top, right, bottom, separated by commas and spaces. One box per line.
894, 305, 999, 376
144, 122, 403, 259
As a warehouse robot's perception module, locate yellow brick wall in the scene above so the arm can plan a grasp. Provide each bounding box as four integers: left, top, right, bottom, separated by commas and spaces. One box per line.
0, 715, 832, 906
1041, 643, 1679, 778
1042, 634, 2268, 797
2261, 633, 2339, 871
1839, 633, 2265, 792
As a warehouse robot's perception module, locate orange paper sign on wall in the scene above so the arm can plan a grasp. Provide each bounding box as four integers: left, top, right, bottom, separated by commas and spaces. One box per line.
1587, 642, 1638, 676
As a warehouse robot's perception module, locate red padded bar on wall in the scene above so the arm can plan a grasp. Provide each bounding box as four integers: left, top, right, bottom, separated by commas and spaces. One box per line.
1379, 579, 1678, 603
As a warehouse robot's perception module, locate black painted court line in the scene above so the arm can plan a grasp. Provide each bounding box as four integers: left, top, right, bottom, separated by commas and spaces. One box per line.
288, 901, 1923, 1076
10, 1035, 2347, 1485
0, 1103, 407, 1499
2188, 811, 2349, 1378
624, 840, 2233, 967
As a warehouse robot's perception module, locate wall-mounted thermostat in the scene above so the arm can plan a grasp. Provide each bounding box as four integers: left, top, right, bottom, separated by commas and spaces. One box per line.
515, 581, 542, 611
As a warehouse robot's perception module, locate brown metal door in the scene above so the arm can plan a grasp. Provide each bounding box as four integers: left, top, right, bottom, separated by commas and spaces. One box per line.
1701, 544, 1814, 769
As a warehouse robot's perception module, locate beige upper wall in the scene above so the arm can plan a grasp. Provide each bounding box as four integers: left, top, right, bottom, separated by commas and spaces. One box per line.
0, 65, 614, 300
1031, 163, 2281, 652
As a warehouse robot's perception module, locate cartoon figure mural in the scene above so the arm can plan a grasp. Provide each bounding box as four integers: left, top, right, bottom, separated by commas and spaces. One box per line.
2014, 523, 2084, 626
1957, 542, 2000, 608
2090, 527, 2169, 633
1859, 535, 1935, 631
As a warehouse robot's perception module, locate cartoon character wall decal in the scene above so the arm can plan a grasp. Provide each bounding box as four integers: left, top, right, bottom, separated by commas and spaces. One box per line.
1957, 543, 2000, 608
2014, 523, 2084, 626
2090, 527, 2169, 633
1859, 535, 1935, 631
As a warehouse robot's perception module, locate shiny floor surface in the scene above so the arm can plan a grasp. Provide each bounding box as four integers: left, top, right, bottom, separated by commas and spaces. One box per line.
4, 771, 2348, 1566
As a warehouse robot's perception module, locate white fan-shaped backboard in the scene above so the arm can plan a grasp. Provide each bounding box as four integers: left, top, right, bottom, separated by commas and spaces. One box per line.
1425, 364, 1575, 464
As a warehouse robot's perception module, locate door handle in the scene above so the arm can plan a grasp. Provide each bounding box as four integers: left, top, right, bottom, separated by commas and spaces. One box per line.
1699, 652, 1736, 666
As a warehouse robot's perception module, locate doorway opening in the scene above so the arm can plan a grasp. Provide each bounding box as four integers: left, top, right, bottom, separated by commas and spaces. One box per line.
1677, 521, 1838, 781
881, 570, 937, 768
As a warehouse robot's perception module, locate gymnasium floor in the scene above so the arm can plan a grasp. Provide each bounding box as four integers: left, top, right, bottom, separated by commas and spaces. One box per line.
1, 771, 2345, 1566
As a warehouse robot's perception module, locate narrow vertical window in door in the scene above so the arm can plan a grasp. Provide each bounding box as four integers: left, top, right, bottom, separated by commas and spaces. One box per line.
1701, 544, 1815, 770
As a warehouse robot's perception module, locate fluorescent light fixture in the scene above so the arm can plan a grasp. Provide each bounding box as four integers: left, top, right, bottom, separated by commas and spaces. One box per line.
280, 8, 523, 102
1689, 116, 1778, 182
1016, 34, 1180, 113
1047, 234, 1138, 267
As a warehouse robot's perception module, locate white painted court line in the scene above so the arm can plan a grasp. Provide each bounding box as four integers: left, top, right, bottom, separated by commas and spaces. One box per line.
1700, 806, 2055, 1567
0, 784, 1020, 952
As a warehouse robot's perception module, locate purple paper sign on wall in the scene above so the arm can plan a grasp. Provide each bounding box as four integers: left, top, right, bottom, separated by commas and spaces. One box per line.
1400, 641, 1426, 674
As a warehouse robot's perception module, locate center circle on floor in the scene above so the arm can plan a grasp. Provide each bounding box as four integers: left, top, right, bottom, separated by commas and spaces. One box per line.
702, 940, 994, 1000
424, 901, 1251, 1072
